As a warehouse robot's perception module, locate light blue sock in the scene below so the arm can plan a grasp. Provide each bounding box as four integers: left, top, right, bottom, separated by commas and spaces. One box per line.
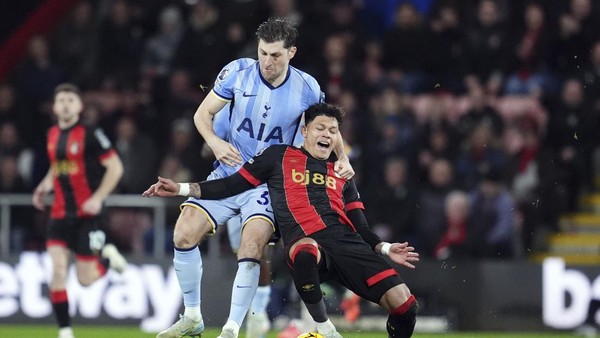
250, 286, 271, 314
174, 246, 202, 308
228, 259, 260, 325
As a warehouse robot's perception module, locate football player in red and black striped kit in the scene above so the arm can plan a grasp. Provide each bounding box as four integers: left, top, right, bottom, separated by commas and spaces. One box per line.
32, 83, 126, 338
144, 103, 420, 338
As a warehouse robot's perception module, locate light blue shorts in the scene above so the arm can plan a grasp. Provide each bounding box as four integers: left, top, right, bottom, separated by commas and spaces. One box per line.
181, 181, 275, 249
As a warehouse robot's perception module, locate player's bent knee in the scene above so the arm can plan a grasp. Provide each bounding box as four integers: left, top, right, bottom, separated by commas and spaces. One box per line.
238, 220, 273, 259
381, 283, 412, 310
78, 278, 94, 287
75, 263, 100, 286
387, 295, 418, 338
237, 241, 263, 260
173, 208, 212, 248
77, 274, 96, 287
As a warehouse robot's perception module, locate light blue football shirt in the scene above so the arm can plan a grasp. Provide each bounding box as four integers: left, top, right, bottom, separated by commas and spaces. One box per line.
210, 58, 323, 177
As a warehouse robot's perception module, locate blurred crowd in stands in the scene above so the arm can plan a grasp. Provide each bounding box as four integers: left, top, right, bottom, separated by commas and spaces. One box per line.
1, 0, 600, 261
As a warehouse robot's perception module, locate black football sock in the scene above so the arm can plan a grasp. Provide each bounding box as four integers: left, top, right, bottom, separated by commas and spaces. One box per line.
387, 295, 418, 338
290, 245, 327, 322
50, 289, 71, 328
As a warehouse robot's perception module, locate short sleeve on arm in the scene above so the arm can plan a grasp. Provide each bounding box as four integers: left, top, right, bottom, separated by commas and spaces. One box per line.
88, 127, 116, 161
212, 58, 255, 101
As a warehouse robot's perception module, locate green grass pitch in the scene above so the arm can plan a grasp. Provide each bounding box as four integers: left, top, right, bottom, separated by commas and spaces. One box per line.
0, 325, 583, 338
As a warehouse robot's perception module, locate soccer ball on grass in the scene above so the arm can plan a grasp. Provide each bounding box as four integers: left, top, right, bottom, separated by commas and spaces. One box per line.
297, 333, 324, 338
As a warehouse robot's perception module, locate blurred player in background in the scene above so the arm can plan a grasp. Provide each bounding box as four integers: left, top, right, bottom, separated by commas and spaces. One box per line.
154, 17, 354, 338
32, 83, 126, 338
144, 103, 419, 338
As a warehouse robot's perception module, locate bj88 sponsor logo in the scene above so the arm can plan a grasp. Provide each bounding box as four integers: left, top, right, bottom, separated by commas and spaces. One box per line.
291, 169, 337, 190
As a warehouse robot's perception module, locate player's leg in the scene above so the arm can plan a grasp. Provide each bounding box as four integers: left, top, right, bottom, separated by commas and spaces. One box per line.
47, 219, 77, 338
219, 217, 273, 338
227, 215, 272, 338
157, 205, 215, 338
74, 220, 126, 286
74, 256, 105, 286
246, 245, 272, 338
330, 237, 417, 338
47, 243, 74, 338
379, 284, 418, 338
286, 238, 341, 338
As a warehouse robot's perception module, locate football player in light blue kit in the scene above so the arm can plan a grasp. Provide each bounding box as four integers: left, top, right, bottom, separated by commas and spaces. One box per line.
155, 18, 354, 338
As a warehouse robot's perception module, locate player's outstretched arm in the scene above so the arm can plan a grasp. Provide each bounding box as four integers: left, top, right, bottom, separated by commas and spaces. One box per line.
377, 242, 420, 269
143, 169, 256, 200
142, 177, 201, 198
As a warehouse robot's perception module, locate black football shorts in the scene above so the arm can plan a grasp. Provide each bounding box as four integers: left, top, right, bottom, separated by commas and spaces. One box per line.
288, 229, 405, 304
47, 217, 104, 256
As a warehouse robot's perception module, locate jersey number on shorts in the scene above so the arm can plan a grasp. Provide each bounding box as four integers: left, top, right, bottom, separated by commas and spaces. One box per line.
89, 230, 106, 252
256, 191, 269, 205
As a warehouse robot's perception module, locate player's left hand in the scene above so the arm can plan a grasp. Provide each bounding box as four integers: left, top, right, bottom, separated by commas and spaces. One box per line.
334, 156, 355, 179
82, 196, 103, 215
388, 242, 419, 269
142, 176, 180, 197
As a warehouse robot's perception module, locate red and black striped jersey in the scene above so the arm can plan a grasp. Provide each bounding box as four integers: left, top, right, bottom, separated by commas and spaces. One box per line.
200, 145, 366, 246
46, 123, 116, 219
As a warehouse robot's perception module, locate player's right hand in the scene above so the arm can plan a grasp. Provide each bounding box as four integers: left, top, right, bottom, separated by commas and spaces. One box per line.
211, 138, 242, 167
142, 177, 180, 197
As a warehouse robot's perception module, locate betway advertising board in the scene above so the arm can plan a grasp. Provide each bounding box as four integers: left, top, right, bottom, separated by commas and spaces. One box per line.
0, 252, 184, 332
543, 258, 600, 329
0, 252, 598, 332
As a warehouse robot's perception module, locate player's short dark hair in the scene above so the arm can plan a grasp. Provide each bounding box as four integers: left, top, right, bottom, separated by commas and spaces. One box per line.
304, 103, 343, 125
54, 83, 81, 98
256, 17, 298, 49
